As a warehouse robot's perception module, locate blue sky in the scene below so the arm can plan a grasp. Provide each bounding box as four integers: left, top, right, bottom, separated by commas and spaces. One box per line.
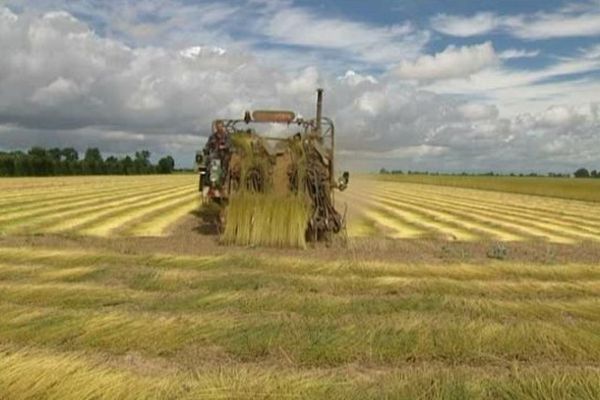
1, 0, 600, 171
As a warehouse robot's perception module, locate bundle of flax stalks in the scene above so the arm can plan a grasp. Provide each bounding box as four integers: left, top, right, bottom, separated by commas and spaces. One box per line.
222, 134, 311, 248
223, 192, 310, 248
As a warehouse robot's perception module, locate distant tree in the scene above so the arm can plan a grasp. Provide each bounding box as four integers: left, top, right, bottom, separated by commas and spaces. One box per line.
574, 168, 590, 178
61, 147, 79, 162
122, 155, 134, 174
83, 148, 104, 174
134, 150, 152, 174
0, 153, 14, 176
48, 148, 62, 161
104, 156, 121, 175
28, 147, 53, 176
58, 147, 78, 174
12, 151, 29, 176
379, 168, 389, 174
157, 156, 175, 174
84, 148, 102, 163
46, 148, 65, 174
591, 170, 598, 178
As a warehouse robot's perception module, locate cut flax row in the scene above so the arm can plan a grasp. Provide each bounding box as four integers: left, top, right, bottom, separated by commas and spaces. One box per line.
223, 193, 310, 248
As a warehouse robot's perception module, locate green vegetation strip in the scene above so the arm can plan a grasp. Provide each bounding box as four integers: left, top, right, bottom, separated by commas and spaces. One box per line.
0, 246, 599, 398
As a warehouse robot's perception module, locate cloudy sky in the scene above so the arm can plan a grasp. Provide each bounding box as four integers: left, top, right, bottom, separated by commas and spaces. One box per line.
1, 0, 600, 172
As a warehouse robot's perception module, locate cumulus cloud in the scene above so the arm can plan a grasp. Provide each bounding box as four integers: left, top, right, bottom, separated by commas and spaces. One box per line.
537, 105, 586, 127
0, 8, 281, 132
395, 42, 497, 81
419, 44, 600, 119
1, 7, 600, 173
458, 103, 499, 120
337, 70, 378, 86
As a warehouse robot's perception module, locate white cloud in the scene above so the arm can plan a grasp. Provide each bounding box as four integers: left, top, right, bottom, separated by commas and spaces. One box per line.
2, 6, 600, 173
0, 7, 17, 21
431, 8, 600, 39
16, 0, 429, 70
179, 46, 227, 58
337, 70, 378, 86
395, 42, 497, 81
499, 49, 540, 60
31, 77, 83, 106
276, 66, 321, 96
585, 44, 600, 59
96, 1, 240, 46
258, 7, 428, 65
421, 45, 600, 116
538, 105, 585, 127
507, 12, 600, 39
430, 12, 497, 37
355, 91, 387, 115
458, 103, 499, 120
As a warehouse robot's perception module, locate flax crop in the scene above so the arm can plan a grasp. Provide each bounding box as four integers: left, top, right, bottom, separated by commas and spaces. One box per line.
222, 192, 310, 248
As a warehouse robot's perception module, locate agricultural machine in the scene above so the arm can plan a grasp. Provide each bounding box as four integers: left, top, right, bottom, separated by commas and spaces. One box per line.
195, 89, 349, 247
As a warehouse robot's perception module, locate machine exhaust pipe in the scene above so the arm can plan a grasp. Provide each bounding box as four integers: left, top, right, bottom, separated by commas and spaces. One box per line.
315, 88, 323, 135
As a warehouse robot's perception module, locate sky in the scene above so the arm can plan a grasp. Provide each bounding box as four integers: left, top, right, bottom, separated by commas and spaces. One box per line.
1, 0, 600, 172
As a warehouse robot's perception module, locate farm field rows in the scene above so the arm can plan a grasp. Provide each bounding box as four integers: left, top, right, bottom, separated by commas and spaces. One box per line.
0, 246, 599, 399
3, 175, 599, 245
1, 175, 600, 399
0, 175, 200, 237
338, 177, 600, 243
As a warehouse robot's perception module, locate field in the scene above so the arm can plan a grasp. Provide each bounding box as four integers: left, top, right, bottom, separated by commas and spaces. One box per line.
339, 177, 600, 243
0, 175, 199, 237
378, 174, 600, 203
0, 175, 599, 399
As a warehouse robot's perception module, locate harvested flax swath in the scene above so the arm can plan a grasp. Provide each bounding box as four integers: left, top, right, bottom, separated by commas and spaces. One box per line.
222, 193, 310, 248
220, 133, 311, 248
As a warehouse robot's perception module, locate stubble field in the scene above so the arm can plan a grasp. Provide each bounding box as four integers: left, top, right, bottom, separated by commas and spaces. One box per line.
339, 177, 600, 243
0, 174, 599, 399
0, 175, 200, 237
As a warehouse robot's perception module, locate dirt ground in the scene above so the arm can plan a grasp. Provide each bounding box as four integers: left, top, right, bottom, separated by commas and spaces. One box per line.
2, 213, 600, 265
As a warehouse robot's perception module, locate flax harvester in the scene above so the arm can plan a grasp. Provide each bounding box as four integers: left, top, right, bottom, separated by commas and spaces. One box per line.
195, 89, 349, 248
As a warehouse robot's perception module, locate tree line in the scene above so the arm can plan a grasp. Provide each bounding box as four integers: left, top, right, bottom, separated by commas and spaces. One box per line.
573, 168, 600, 178
0, 147, 175, 177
